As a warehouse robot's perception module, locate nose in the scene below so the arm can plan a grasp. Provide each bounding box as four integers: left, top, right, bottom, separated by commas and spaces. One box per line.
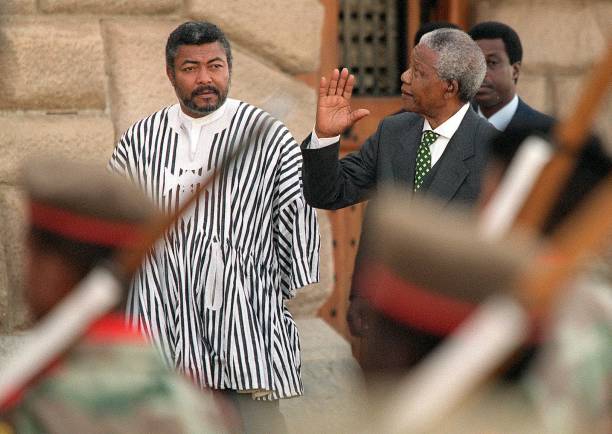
400, 68, 412, 85
196, 67, 212, 84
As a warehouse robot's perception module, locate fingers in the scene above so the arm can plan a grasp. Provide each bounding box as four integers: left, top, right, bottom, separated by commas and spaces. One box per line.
327, 68, 340, 96
318, 75, 327, 99
350, 108, 370, 125
320, 68, 356, 98
342, 73, 356, 99
335, 68, 349, 96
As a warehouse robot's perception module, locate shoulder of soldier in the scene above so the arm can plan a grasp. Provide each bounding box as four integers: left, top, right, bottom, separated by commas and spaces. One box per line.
9, 340, 233, 432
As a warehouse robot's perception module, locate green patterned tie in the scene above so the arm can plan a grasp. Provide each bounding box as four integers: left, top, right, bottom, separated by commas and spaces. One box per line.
414, 129, 439, 192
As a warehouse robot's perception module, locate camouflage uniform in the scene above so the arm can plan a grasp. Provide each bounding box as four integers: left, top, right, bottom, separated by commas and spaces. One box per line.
5, 315, 235, 434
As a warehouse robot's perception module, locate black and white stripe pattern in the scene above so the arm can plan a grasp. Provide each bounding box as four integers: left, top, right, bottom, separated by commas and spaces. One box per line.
109, 100, 320, 399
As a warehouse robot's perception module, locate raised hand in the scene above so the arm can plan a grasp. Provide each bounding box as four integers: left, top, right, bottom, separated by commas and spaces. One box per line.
315, 68, 370, 138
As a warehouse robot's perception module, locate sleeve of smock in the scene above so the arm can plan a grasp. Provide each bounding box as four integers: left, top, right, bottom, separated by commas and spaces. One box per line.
273, 124, 321, 299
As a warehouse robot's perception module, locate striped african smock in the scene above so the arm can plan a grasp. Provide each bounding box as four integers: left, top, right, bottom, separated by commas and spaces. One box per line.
108, 99, 320, 399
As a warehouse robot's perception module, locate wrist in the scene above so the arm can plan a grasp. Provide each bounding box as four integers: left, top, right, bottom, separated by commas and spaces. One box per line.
314, 127, 337, 139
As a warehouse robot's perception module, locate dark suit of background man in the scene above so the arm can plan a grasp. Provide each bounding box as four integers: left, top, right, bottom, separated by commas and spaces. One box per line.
300, 28, 498, 339
468, 21, 554, 133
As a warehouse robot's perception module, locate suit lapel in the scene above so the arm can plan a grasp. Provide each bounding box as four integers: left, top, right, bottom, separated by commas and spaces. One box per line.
425, 109, 478, 204
505, 98, 528, 132
392, 117, 424, 188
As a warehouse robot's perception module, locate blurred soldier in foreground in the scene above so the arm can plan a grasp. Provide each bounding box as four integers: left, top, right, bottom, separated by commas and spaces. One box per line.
353, 127, 611, 433
0, 157, 234, 433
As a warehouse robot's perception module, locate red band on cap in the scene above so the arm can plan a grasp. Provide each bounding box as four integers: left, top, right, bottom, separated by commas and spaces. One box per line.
358, 261, 477, 337
30, 201, 142, 248
358, 261, 542, 344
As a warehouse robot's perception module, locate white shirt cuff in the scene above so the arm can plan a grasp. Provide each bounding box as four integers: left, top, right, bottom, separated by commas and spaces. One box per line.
308, 128, 341, 149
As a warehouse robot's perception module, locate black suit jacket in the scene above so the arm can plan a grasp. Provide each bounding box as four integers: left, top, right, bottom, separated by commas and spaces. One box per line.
505, 97, 554, 134
301, 107, 498, 298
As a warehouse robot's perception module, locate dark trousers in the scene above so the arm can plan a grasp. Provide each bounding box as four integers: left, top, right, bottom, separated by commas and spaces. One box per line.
220, 391, 288, 434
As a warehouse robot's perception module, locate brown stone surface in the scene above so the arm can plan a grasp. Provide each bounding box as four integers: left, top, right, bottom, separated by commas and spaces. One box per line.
103, 19, 317, 142
0, 114, 115, 184
186, 0, 323, 74
231, 45, 317, 140
0, 186, 28, 331
475, 1, 608, 70
0, 240, 9, 332
0, 18, 106, 111
102, 19, 181, 139
516, 72, 551, 115
0, 0, 36, 14
40, 0, 180, 14
287, 210, 333, 318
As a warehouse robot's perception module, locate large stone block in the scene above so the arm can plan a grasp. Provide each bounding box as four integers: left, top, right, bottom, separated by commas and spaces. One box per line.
0, 18, 106, 111
102, 19, 181, 139
287, 210, 333, 318
231, 45, 317, 141
516, 72, 552, 115
0, 0, 36, 14
552, 75, 612, 153
0, 186, 28, 331
0, 114, 115, 184
40, 0, 180, 14
103, 19, 317, 142
592, 2, 612, 38
186, 0, 323, 74
475, 2, 607, 70
0, 240, 9, 332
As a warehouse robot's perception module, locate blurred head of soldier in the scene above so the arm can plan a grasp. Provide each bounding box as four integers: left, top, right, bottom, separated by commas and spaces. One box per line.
468, 21, 523, 118
23, 156, 156, 320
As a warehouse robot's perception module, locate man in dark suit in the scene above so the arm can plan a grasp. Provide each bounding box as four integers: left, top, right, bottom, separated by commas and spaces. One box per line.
468, 21, 554, 133
300, 28, 498, 338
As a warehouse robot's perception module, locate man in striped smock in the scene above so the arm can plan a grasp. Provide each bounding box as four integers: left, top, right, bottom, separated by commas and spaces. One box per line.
108, 21, 320, 432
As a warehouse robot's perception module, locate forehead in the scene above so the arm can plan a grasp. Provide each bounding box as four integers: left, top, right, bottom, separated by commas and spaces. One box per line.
174, 42, 227, 63
475, 38, 507, 57
412, 44, 439, 70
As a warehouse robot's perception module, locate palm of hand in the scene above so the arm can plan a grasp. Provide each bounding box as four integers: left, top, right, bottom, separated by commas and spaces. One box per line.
317, 95, 354, 136
315, 68, 370, 138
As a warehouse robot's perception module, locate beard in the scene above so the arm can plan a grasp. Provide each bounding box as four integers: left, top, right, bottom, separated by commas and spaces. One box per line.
180, 82, 230, 116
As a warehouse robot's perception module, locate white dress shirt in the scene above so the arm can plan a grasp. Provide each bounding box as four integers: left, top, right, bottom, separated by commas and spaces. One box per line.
308, 102, 471, 168
477, 94, 519, 131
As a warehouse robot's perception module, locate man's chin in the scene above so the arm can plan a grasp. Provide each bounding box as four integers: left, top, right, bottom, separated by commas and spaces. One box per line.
474, 91, 495, 106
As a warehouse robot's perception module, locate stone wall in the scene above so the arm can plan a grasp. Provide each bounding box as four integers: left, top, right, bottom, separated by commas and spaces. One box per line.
474, 0, 612, 147
0, 1, 329, 332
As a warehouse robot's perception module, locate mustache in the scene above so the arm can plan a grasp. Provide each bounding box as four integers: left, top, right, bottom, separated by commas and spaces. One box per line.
191, 85, 219, 97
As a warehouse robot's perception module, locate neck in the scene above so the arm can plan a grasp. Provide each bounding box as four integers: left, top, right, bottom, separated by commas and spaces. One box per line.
424, 100, 464, 129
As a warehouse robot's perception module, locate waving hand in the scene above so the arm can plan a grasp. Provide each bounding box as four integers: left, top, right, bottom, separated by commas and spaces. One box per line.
315, 68, 370, 138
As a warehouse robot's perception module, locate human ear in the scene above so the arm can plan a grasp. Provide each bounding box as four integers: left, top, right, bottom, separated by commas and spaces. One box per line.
512, 61, 521, 84
166, 66, 176, 86
444, 79, 459, 98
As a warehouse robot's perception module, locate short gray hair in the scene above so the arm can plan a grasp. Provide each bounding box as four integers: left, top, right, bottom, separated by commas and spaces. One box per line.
420, 28, 486, 102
